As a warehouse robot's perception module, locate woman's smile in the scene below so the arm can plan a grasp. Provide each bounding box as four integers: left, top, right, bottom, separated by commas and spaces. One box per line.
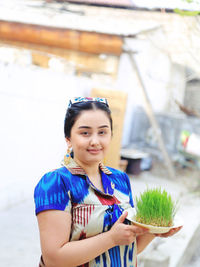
87, 148, 103, 154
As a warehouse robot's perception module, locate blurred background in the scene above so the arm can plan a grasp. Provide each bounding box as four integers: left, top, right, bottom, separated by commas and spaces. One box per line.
1, 0, 200, 266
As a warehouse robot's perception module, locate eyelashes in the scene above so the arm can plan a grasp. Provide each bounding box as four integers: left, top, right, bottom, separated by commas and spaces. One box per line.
80, 131, 107, 136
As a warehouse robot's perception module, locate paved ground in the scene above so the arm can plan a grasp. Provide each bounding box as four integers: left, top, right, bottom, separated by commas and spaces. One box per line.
1, 167, 200, 267
1, 199, 40, 267
186, 248, 200, 267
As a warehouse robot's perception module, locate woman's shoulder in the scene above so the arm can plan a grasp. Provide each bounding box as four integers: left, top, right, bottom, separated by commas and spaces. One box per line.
34, 166, 72, 192
106, 166, 129, 178
105, 166, 131, 193
41, 166, 72, 178
47, 166, 72, 176
34, 166, 72, 215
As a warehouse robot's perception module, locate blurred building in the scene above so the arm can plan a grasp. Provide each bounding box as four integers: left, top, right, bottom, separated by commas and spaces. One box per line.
1, 0, 200, 208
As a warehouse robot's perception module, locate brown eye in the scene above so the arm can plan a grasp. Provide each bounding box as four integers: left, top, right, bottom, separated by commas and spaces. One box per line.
81, 131, 89, 136
99, 130, 106, 135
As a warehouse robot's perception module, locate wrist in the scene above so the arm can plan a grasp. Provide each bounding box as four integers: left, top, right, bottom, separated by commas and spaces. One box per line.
139, 232, 156, 240
147, 233, 156, 239
106, 229, 116, 248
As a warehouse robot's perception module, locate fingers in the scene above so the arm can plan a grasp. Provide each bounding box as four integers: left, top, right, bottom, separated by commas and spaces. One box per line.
168, 226, 183, 236
116, 211, 128, 224
110, 214, 150, 246
155, 226, 183, 238
115, 212, 149, 239
127, 225, 149, 236
173, 226, 183, 231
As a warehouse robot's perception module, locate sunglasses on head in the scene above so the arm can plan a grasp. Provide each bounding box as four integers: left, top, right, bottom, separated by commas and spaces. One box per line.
68, 97, 109, 108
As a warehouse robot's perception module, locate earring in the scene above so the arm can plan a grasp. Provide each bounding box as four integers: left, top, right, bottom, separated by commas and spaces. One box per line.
64, 147, 71, 165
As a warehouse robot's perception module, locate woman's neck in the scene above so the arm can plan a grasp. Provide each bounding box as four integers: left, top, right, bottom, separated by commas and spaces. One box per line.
74, 157, 104, 192
74, 157, 100, 177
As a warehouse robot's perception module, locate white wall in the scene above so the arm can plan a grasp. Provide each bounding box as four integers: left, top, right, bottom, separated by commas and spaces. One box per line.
0, 35, 187, 209
0, 61, 91, 210
116, 36, 186, 147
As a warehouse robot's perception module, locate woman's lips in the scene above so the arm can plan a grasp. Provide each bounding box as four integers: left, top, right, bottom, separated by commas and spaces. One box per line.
87, 149, 102, 154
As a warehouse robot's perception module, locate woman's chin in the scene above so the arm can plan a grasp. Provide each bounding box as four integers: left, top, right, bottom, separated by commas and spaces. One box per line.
86, 153, 104, 163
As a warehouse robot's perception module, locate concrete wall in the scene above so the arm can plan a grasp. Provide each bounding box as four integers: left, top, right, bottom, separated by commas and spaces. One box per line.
131, 10, 200, 75
116, 39, 186, 146
1, 8, 199, 209
0, 38, 189, 210
185, 79, 200, 113
0, 55, 138, 209
128, 106, 200, 157
0, 61, 92, 210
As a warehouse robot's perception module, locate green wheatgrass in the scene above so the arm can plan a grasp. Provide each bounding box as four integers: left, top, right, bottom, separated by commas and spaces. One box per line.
135, 188, 177, 227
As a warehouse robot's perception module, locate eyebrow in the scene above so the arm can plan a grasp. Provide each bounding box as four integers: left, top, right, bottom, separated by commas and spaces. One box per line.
78, 125, 109, 129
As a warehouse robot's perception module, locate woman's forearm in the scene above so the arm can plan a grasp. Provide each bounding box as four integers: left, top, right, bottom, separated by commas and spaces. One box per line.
40, 211, 145, 267
136, 233, 155, 254
44, 231, 114, 267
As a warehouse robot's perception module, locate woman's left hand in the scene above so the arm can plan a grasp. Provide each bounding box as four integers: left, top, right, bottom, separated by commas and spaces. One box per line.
155, 226, 183, 238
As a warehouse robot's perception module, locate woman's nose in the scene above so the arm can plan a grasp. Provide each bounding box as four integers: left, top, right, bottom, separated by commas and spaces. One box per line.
90, 134, 99, 145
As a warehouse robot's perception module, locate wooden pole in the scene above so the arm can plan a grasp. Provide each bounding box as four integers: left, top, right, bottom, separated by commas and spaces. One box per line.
0, 20, 123, 56
126, 51, 175, 179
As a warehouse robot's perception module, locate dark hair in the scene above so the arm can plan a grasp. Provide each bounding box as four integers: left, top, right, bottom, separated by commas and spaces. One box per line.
64, 101, 113, 138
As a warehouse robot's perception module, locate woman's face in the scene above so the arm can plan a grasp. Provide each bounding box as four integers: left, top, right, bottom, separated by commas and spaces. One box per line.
66, 109, 112, 166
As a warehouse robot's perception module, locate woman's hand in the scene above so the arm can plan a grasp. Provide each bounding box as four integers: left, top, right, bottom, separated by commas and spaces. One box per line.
154, 226, 183, 238
109, 211, 149, 246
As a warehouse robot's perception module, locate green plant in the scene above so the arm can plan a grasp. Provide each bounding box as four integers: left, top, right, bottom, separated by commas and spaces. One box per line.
174, 8, 200, 16
135, 188, 177, 227
173, 0, 200, 16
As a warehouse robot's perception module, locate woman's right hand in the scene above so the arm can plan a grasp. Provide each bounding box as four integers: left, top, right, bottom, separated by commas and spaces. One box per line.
109, 211, 149, 246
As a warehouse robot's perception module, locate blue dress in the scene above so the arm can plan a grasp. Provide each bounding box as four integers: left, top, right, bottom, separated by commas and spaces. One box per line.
34, 159, 137, 267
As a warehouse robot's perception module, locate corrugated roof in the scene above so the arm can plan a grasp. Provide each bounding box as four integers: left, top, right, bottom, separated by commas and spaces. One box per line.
66, 0, 133, 7
66, 0, 200, 11
132, 0, 200, 11
0, 0, 159, 36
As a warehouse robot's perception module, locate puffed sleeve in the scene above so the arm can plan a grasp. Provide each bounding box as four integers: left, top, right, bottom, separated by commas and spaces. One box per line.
34, 170, 71, 215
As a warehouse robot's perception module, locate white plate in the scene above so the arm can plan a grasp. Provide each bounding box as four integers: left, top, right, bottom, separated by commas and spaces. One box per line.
127, 214, 183, 234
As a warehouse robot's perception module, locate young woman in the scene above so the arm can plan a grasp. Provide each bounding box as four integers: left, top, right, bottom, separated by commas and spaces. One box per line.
34, 97, 181, 267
